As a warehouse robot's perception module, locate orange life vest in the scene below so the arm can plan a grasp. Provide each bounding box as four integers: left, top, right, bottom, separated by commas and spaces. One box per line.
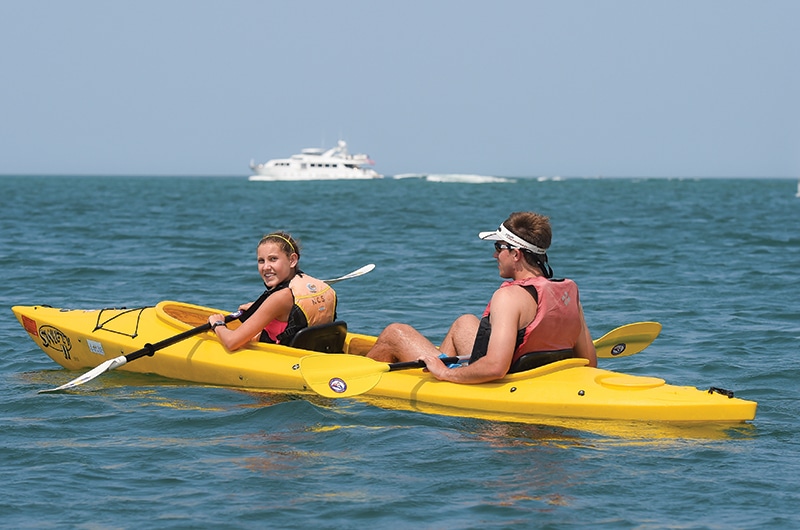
257, 273, 337, 344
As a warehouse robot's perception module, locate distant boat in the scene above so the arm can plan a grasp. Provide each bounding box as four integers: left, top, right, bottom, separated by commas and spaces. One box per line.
796, 180, 800, 198
249, 140, 382, 181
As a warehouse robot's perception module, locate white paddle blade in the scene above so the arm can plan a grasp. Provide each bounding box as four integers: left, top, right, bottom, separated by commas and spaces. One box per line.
38, 356, 129, 394
323, 264, 375, 284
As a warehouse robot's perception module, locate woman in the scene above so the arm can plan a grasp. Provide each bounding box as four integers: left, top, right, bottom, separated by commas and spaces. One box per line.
208, 232, 337, 351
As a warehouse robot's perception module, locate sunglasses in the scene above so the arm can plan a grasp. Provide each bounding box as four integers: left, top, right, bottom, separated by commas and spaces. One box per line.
494, 242, 517, 252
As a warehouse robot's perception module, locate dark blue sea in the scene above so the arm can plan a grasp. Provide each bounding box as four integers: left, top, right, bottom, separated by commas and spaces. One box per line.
2, 175, 799, 528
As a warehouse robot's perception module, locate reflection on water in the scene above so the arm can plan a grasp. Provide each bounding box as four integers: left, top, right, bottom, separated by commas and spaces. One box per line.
354, 394, 756, 442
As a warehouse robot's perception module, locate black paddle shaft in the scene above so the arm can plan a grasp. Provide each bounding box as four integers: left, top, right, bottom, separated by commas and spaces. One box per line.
387, 356, 460, 371
125, 310, 242, 363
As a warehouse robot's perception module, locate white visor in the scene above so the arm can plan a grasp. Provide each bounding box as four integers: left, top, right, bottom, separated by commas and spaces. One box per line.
478, 223, 547, 255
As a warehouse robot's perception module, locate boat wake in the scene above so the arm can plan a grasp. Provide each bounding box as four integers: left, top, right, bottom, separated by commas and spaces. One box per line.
391, 173, 516, 184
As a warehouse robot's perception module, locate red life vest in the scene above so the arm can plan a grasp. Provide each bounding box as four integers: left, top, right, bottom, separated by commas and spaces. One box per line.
471, 276, 582, 365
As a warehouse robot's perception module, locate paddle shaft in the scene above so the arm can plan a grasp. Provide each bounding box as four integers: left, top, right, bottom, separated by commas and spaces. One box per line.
125, 310, 242, 363
388, 356, 460, 371
299, 354, 464, 398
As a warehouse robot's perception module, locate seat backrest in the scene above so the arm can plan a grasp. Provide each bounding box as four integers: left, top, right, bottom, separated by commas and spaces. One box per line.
507, 349, 574, 373
288, 321, 348, 353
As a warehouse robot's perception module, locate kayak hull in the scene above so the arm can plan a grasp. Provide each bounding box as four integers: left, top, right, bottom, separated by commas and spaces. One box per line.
12, 301, 757, 424
363, 359, 756, 423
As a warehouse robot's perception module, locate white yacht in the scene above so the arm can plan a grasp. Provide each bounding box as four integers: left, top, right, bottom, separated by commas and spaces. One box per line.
249, 140, 382, 181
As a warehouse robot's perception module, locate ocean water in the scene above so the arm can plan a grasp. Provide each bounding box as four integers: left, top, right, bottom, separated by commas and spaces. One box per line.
1, 175, 799, 528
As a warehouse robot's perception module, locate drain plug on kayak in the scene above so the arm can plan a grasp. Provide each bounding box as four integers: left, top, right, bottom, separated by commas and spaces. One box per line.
578, 390, 585, 396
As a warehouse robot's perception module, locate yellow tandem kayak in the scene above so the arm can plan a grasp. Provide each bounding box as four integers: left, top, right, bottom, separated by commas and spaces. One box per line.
11, 301, 757, 425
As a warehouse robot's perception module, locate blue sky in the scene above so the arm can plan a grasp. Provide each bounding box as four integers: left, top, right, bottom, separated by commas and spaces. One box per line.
1, 0, 798, 178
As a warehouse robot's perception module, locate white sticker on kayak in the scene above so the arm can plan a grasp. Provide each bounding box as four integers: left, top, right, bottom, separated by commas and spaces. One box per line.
87, 339, 105, 356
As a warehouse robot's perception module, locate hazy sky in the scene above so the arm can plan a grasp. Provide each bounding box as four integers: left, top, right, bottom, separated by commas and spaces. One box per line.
2, 1, 798, 178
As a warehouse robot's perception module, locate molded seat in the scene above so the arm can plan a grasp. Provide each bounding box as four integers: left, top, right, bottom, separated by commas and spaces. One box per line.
507, 349, 574, 373
288, 321, 348, 353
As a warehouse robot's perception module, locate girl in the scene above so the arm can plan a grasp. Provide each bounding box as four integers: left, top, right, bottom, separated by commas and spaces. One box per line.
208, 232, 337, 351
